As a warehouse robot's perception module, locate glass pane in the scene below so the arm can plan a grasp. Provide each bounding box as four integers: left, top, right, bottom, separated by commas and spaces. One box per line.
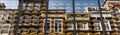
19, 0, 42, 35
75, 0, 98, 13
106, 0, 120, 35
49, 0, 73, 12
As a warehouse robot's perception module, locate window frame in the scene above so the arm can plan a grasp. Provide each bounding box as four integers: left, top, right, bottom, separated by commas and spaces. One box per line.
94, 21, 102, 31
54, 19, 63, 33
0, 14, 3, 20
0, 24, 11, 35
104, 20, 112, 31
43, 19, 52, 33
78, 23, 89, 30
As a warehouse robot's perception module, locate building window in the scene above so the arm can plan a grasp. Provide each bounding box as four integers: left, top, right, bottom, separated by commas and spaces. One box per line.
3, 13, 9, 20
0, 11, 9, 20
32, 17, 39, 24
49, 0, 73, 12
79, 23, 89, 30
104, 20, 111, 31
69, 23, 74, 30
0, 14, 3, 20
67, 23, 77, 30
94, 21, 102, 31
54, 19, 63, 33
22, 3, 26, 10
24, 16, 31, 24
1, 24, 11, 35
88, 7, 99, 11
43, 19, 51, 33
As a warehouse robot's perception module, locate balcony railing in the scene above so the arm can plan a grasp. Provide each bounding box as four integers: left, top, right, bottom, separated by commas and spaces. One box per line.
41, 14, 65, 17
67, 17, 89, 20
90, 14, 112, 17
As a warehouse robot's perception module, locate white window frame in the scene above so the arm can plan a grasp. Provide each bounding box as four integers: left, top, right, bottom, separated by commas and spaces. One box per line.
79, 23, 89, 30
104, 20, 112, 31
0, 14, 3, 20
90, 14, 100, 17
54, 19, 63, 33
3, 14, 9, 20
0, 24, 11, 35
94, 21, 102, 31
90, 13, 111, 17
87, 7, 99, 11
68, 23, 77, 30
102, 14, 112, 17
43, 19, 51, 33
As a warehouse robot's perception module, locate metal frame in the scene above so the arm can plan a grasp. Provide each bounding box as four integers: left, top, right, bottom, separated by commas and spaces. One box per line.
104, 20, 112, 31
97, 0, 106, 35
72, 0, 77, 35
15, 0, 24, 35
13, 0, 107, 35
44, 0, 49, 35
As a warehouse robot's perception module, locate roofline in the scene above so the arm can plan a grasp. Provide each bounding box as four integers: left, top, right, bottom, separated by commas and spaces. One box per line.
102, 0, 120, 7
0, 9, 18, 11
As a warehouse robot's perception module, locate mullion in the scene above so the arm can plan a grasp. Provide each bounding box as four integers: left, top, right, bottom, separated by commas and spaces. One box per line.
97, 0, 106, 35
15, 0, 24, 35
44, 0, 49, 35
72, 0, 77, 35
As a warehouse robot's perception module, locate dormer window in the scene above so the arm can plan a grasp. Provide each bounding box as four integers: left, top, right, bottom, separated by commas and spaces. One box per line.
88, 7, 99, 11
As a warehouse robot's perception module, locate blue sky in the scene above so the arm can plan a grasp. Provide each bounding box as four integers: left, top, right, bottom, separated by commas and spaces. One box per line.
49, 0, 104, 12
0, 0, 18, 9
0, 0, 104, 9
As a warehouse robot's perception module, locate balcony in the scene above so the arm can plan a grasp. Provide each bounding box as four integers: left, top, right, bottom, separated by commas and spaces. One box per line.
41, 14, 65, 18
90, 12, 112, 17
87, 7, 109, 12
67, 13, 89, 21
41, 9, 65, 14
67, 17, 89, 21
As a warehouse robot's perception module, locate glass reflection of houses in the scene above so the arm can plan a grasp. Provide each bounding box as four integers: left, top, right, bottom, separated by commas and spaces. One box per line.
0, 2, 19, 35
1, 0, 120, 35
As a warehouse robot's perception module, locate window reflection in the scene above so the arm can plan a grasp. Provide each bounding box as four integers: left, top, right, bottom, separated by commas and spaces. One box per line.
49, 0, 73, 12
44, 19, 51, 33
93, 21, 102, 31
75, 0, 98, 13
0, 0, 18, 9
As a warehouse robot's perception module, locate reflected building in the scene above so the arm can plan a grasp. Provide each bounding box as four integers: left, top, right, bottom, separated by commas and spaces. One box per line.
1, 0, 120, 35
0, 2, 19, 35
0, 3, 5, 9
